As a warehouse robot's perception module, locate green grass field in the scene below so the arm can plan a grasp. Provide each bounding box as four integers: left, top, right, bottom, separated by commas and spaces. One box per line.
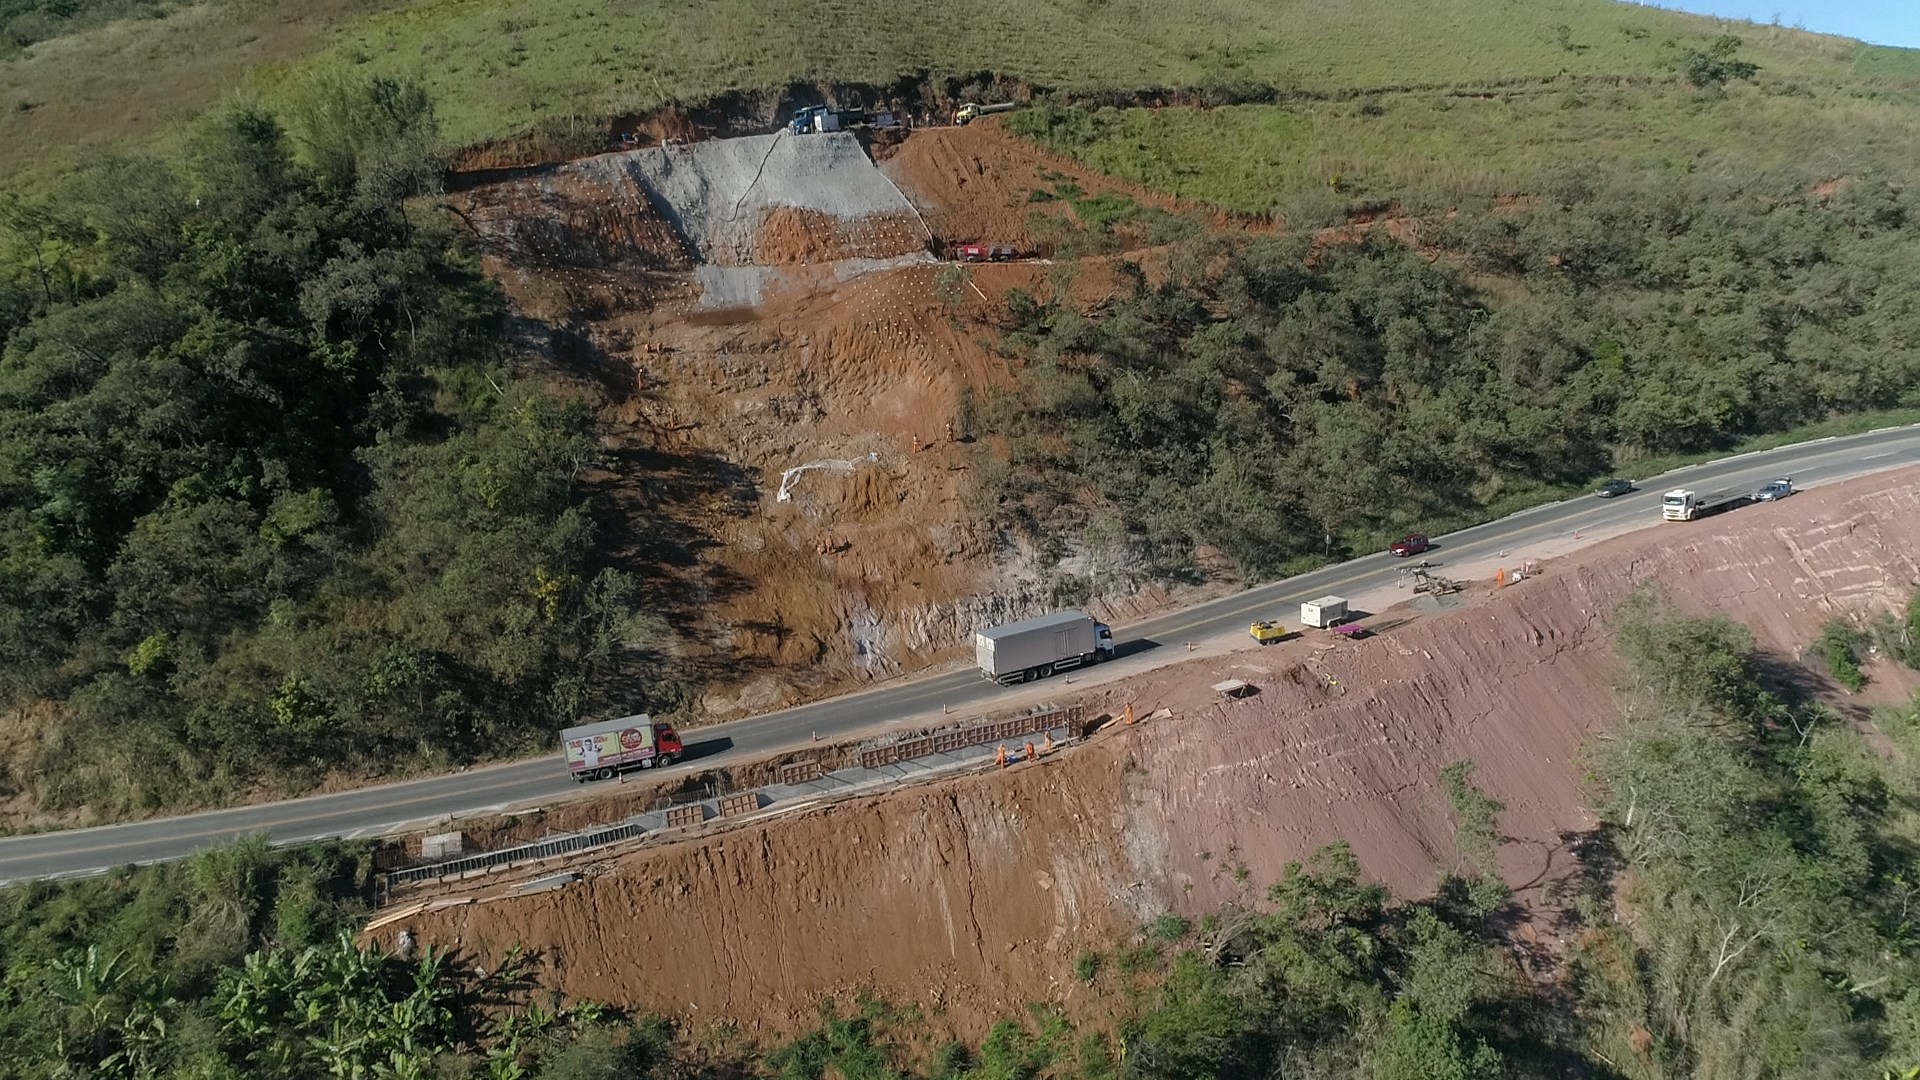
0, 0, 1911, 178
306, 0, 1897, 151
1005, 78, 1920, 212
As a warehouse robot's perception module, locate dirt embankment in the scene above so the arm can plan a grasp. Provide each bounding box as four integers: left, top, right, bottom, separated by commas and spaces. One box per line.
401, 469, 1920, 1043
451, 125, 1213, 721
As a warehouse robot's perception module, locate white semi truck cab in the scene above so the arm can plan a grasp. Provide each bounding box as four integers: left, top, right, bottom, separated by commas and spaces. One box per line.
1662, 486, 1753, 521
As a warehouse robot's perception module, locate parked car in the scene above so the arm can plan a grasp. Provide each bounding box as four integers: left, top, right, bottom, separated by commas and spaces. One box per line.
1754, 477, 1794, 502
1389, 534, 1431, 557
1595, 478, 1634, 498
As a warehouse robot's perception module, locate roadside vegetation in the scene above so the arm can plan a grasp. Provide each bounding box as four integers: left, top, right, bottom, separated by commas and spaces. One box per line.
0, 78, 652, 822
980, 149, 1920, 577
1585, 590, 1920, 1075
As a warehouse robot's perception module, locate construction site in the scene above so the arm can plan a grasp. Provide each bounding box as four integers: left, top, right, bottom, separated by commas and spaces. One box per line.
391, 109, 1920, 1045
451, 117, 1192, 717
373, 451, 1920, 1039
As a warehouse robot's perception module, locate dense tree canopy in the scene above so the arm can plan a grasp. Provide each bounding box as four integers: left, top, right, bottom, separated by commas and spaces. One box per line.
984, 170, 1920, 578
0, 80, 644, 817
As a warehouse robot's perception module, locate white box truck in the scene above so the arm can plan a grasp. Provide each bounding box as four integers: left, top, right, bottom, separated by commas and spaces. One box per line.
974, 610, 1115, 685
1300, 596, 1350, 629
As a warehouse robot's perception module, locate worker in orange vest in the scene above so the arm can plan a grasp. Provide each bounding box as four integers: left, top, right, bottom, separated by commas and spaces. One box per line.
1024, 740, 1037, 763
995, 745, 1008, 768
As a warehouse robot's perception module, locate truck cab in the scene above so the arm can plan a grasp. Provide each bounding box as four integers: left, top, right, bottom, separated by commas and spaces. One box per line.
1095, 621, 1115, 658
1662, 489, 1698, 521
789, 107, 846, 135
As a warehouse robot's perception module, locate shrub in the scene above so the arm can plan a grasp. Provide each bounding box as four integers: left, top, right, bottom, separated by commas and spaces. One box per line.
1813, 618, 1868, 691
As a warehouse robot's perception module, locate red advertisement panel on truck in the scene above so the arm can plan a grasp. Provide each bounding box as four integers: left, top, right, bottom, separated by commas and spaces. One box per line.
563, 715, 683, 782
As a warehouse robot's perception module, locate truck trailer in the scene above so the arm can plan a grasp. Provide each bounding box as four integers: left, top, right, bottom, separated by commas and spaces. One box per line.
1300, 596, 1350, 629
1662, 486, 1753, 521
974, 610, 1115, 684
790, 106, 901, 135
563, 714, 684, 782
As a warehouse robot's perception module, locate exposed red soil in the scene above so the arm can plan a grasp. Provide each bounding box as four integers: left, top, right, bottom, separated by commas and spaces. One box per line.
396, 467, 1920, 1043
880, 123, 1197, 253
450, 127, 1220, 721
750, 207, 926, 264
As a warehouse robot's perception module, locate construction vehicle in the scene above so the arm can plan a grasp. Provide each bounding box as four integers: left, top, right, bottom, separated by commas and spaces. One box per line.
790, 106, 850, 135
1410, 567, 1461, 595
790, 107, 905, 135
1300, 596, 1350, 629
563, 714, 684, 782
1249, 620, 1290, 645
953, 101, 1020, 125
975, 610, 1115, 684
955, 244, 1019, 263
1662, 486, 1753, 521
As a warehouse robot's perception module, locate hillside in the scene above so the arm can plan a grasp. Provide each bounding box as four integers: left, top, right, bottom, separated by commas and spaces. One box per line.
6, 2, 1920, 1078
4, 0, 1920, 824
0, 0, 1916, 177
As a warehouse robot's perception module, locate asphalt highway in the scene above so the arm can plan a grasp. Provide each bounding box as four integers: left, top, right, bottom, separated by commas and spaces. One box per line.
5, 424, 1920, 883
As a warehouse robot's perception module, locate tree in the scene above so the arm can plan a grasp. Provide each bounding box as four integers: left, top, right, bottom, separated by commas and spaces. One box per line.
1680, 35, 1760, 88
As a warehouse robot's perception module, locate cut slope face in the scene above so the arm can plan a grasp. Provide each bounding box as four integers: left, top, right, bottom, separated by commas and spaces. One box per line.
592, 132, 929, 268
402, 469, 1920, 1042
449, 128, 1190, 718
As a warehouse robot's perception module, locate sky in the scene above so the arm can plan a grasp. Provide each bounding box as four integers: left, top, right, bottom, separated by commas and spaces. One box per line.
1644, 1, 1920, 48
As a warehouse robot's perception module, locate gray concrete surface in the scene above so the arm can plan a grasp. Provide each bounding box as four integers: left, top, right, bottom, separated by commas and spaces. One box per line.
598, 132, 917, 264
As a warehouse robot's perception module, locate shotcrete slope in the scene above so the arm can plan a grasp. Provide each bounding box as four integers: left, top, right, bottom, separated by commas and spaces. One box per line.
591, 131, 928, 266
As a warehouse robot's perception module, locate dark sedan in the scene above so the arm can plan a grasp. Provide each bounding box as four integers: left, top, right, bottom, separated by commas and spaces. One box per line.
1595, 479, 1634, 498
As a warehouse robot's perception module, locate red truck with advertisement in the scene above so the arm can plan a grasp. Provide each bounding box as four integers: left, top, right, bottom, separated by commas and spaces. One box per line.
563, 714, 683, 782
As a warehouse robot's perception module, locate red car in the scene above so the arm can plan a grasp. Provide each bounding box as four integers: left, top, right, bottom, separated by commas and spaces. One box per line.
1389, 534, 1431, 557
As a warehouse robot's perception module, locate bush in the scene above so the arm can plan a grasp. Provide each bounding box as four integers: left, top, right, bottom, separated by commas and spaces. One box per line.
1073, 950, 1101, 983
1150, 915, 1192, 942
1813, 618, 1868, 691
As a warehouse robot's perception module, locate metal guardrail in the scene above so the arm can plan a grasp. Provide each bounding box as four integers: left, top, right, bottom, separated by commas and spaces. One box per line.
857, 704, 1082, 768
380, 701, 1087, 897
384, 820, 647, 890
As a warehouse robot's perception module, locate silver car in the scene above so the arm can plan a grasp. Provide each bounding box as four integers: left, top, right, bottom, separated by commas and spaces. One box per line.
1754, 477, 1793, 502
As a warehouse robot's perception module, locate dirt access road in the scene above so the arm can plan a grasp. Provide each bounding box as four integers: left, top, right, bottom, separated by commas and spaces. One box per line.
395, 463, 1920, 1043
3, 427, 1918, 883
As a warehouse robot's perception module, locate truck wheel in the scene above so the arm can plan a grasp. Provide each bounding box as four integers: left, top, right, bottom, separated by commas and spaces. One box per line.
657, 753, 675, 767
596, 767, 614, 781
1037, 663, 1054, 679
